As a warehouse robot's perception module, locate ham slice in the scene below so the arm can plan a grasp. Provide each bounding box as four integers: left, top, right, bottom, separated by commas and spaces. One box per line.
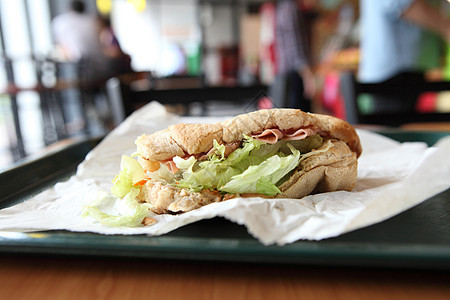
252, 129, 284, 144
252, 127, 317, 143
161, 128, 318, 173
283, 128, 316, 140
223, 141, 241, 157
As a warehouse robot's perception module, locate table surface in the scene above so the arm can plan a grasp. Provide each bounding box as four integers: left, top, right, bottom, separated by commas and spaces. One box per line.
1, 255, 449, 300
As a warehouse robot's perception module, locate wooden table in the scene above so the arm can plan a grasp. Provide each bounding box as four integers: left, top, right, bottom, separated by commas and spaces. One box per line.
401, 122, 450, 132
1, 255, 449, 299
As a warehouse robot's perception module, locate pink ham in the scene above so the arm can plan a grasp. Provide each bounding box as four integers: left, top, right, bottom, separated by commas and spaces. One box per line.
283, 128, 317, 140
163, 128, 318, 173
252, 127, 317, 143
252, 129, 284, 144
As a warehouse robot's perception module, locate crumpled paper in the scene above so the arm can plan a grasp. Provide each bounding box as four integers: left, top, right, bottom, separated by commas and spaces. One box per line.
0, 101, 449, 245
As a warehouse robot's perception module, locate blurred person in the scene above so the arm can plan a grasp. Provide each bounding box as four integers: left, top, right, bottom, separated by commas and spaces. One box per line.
270, 0, 316, 111
51, 1, 125, 136
97, 15, 132, 75
52, 0, 115, 81
358, 0, 450, 113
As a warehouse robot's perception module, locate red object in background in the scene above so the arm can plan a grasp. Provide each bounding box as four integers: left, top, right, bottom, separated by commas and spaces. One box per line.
259, 2, 277, 83
416, 92, 437, 113
321, 72, 346, 119
219, 46, 239, 85
258, 96, 274, 110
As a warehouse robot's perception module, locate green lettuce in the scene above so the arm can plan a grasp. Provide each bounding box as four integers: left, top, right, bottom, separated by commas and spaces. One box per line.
220, 144, 300, 196
111, 155, 146, 198
172, 135, 319, 196
82, 189, 150, 227
84, 155, 151, 227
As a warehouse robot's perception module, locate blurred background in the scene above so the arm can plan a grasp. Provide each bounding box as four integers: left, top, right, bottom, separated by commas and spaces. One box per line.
1, 0, 449, 170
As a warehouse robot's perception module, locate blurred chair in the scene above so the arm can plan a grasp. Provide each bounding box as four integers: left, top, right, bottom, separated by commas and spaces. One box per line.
105, 77, 126, 127
339, 71, 450, 126
106, 76, 269, 116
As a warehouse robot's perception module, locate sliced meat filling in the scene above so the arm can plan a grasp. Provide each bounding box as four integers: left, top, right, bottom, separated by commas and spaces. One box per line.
138, 180, 222, 214
252, 127, 317, 144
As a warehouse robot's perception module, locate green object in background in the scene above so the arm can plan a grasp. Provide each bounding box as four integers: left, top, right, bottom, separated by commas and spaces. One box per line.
444, 44, 450, 81
186, 44, 201, 76
357, 93, 375, 115
416, 31, 442, 71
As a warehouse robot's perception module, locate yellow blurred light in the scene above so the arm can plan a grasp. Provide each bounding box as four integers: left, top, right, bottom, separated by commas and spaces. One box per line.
437, 91, 450, 112
127, 0, 146, 12
97, 0, 112, 15
28, 233, 48, 239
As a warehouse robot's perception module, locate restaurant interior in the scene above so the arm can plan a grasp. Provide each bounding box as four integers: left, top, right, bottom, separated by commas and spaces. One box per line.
1, 1, 450, 298
1, 0, 449, 170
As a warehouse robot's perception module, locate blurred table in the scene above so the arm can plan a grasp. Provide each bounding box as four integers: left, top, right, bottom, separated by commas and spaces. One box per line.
401, 122, 450, 132
1, 255, 450, 299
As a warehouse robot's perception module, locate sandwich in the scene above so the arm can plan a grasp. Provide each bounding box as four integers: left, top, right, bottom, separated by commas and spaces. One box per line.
111, 108, 362, 216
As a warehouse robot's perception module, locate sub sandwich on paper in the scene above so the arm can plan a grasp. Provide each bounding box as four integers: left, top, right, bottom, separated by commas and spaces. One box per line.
109, 108, 362, 217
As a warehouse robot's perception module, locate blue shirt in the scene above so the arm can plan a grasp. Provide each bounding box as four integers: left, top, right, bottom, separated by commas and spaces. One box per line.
358, 0, 422, 83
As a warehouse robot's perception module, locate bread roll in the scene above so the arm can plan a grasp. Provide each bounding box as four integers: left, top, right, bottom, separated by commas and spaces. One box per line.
136, 109, 362, 161
134, 109, 362, 214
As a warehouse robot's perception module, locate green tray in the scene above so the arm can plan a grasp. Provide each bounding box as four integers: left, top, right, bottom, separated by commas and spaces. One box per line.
0, 131, 449, 269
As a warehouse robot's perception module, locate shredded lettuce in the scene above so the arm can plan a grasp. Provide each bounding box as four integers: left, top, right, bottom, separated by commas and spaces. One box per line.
110, 135, 326, 201
212, 139, 226, 160
220, 144, 301, 196
173, 155, 197, 171
111, 155, 146, 198
82, 189, 150, 227
110, 168, 133, 198
84, 156, 151, 227
121, 155, 146, 183
174, 136, 311, 196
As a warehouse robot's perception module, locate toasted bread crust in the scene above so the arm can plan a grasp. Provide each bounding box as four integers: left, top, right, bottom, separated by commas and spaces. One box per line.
277, 140, 358, 199
136, 109, 362, 161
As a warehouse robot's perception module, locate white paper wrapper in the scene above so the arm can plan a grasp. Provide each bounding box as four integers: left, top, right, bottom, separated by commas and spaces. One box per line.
1, 102, 449, 245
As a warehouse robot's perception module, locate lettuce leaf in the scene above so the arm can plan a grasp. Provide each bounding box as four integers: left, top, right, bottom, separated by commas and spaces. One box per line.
175, 136, 302, 196
110, 168, 133, 198
175, 136, 262, 191
219, 144, 301, 196
86, 156, 151, 227
111, 155, 146, 198
82, 189, 150, 227
112, 135, 324, 199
